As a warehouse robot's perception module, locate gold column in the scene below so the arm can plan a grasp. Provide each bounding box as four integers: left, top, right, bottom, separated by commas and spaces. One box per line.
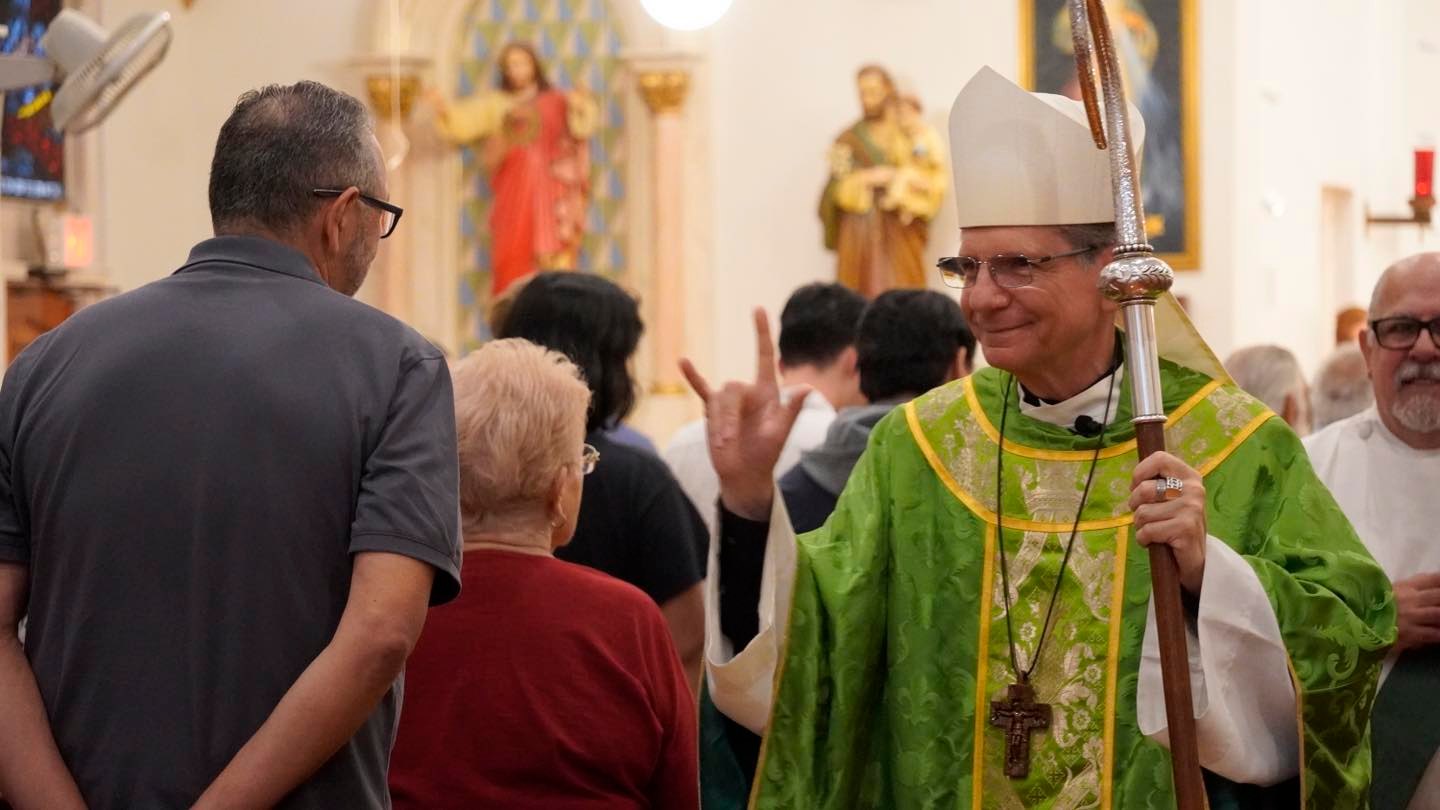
638, 69, 691, 395
366, 74, 421, 121
638, 71, 690, 115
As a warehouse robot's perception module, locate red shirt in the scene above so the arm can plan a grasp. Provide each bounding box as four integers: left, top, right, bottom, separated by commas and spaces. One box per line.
389, 549, 699, 810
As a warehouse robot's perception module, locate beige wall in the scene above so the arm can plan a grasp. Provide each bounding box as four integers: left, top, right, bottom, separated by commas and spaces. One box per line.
95, 0, 369, 294
1217, 0, 1440, 374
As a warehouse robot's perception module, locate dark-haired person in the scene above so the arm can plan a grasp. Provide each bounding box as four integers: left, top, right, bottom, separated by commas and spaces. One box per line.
499, 271, 708, 691
489, 273, 657, 455
0, 82, 461, 809
781, 289, 974, 533
664, 282, 867, 534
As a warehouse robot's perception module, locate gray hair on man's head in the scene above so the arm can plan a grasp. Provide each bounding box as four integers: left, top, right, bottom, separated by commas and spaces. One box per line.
1225, 345, 1306, 415
451, 338, 592, 534
208, 81, 378, 237
1054, 222, 1118, 268
1311, 344, 1374, 430
1055, 222, 1118, 251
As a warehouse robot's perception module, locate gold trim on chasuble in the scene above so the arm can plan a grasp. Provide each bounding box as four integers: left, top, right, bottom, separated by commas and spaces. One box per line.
906, 380, 1276, 809
959, 376, 1224, 463
971, 523, 997, 809
1101, 525, 1130, 810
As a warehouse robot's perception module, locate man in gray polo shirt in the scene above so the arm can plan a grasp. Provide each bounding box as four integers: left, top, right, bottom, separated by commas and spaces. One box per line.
0, 81, 461, 809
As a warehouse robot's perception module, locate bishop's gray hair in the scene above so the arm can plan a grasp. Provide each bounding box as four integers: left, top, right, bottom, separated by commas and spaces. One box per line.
208, 81, 378, 237
1055, 222, 1118, 264
1225, 345, 1306, 416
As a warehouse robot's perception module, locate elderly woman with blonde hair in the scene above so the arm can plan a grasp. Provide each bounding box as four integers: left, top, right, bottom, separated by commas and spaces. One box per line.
388, 339, 699, 810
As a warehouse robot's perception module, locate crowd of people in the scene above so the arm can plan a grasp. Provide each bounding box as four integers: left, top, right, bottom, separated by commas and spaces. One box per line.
0, 72, 1437, 810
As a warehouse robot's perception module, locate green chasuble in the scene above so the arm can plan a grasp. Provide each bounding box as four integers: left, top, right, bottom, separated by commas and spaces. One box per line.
751, 361, 1396, 809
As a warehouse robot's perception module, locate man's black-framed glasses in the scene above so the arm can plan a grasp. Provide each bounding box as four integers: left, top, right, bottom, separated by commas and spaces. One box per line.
936, 246, 1097, 289
312, 188, 403, 239
1370, 316, 1440, 350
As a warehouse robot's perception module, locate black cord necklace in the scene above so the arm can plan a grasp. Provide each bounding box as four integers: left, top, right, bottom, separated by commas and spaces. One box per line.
987, 364, 1118, 779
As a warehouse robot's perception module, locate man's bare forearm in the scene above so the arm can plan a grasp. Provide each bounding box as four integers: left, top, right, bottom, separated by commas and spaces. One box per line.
192, 552, 433, 810
0, 634, 85, 810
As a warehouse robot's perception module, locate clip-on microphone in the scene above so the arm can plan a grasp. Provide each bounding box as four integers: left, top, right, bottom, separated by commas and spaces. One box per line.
1072, 414, 1104, 438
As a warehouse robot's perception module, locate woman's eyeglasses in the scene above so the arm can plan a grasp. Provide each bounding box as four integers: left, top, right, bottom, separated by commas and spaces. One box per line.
581, 444, 600, 476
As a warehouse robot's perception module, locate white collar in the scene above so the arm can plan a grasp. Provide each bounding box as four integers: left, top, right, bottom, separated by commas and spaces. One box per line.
1016, 364, 1125, 429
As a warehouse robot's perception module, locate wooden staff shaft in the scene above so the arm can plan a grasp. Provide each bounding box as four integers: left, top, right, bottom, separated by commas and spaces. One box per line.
1135, 419, 1206, 809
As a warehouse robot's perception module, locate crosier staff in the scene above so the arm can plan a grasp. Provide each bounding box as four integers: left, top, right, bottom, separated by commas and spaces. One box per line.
1067, 1, 1206, 807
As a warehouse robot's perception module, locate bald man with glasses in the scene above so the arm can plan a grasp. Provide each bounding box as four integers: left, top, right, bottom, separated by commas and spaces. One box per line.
1305, 252, 1440, 810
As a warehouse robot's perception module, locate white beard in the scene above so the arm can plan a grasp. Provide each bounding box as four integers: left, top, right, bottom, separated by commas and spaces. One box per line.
1393, 390, 1440, 433
1391, 360, 1440, 433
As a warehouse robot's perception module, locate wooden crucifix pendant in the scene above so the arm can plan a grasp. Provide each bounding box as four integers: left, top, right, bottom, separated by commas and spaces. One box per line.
989, 681, 1052, 779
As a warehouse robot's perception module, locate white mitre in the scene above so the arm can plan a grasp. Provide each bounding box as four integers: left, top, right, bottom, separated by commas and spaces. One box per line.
949, 65, 1145, 227
946, 66, 1229, 384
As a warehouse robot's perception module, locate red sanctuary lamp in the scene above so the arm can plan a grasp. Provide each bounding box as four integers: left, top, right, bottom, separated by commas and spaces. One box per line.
1414, 147, 1436, 221
1368, 144, 1436, 227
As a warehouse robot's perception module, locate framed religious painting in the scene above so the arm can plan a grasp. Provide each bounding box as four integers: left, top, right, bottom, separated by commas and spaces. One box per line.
1020, 0, 1199, 269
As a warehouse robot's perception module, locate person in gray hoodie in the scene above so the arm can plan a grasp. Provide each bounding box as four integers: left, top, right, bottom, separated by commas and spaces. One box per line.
780, 289, 975, 533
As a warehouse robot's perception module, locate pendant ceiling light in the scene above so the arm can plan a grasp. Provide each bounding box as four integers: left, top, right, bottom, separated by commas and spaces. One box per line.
640, 0, 732, 31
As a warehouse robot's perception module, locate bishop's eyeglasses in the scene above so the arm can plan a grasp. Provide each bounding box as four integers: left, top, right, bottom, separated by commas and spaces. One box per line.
936, 246, 1097, 289
1370, 316, 1440, 350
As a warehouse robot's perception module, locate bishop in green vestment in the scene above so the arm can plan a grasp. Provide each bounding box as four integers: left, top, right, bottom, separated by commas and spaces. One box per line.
685, 67, 1395, 810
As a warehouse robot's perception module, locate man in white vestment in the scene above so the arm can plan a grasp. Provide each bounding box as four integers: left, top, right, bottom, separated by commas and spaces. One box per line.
1305, 252, 1440, 810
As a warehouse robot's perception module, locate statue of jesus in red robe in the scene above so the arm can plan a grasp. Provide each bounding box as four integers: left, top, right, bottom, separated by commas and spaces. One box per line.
432, 42, 599, 296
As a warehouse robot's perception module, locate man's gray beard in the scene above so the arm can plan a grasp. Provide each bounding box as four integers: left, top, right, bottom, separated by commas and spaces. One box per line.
1391, 360, 1440, 433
